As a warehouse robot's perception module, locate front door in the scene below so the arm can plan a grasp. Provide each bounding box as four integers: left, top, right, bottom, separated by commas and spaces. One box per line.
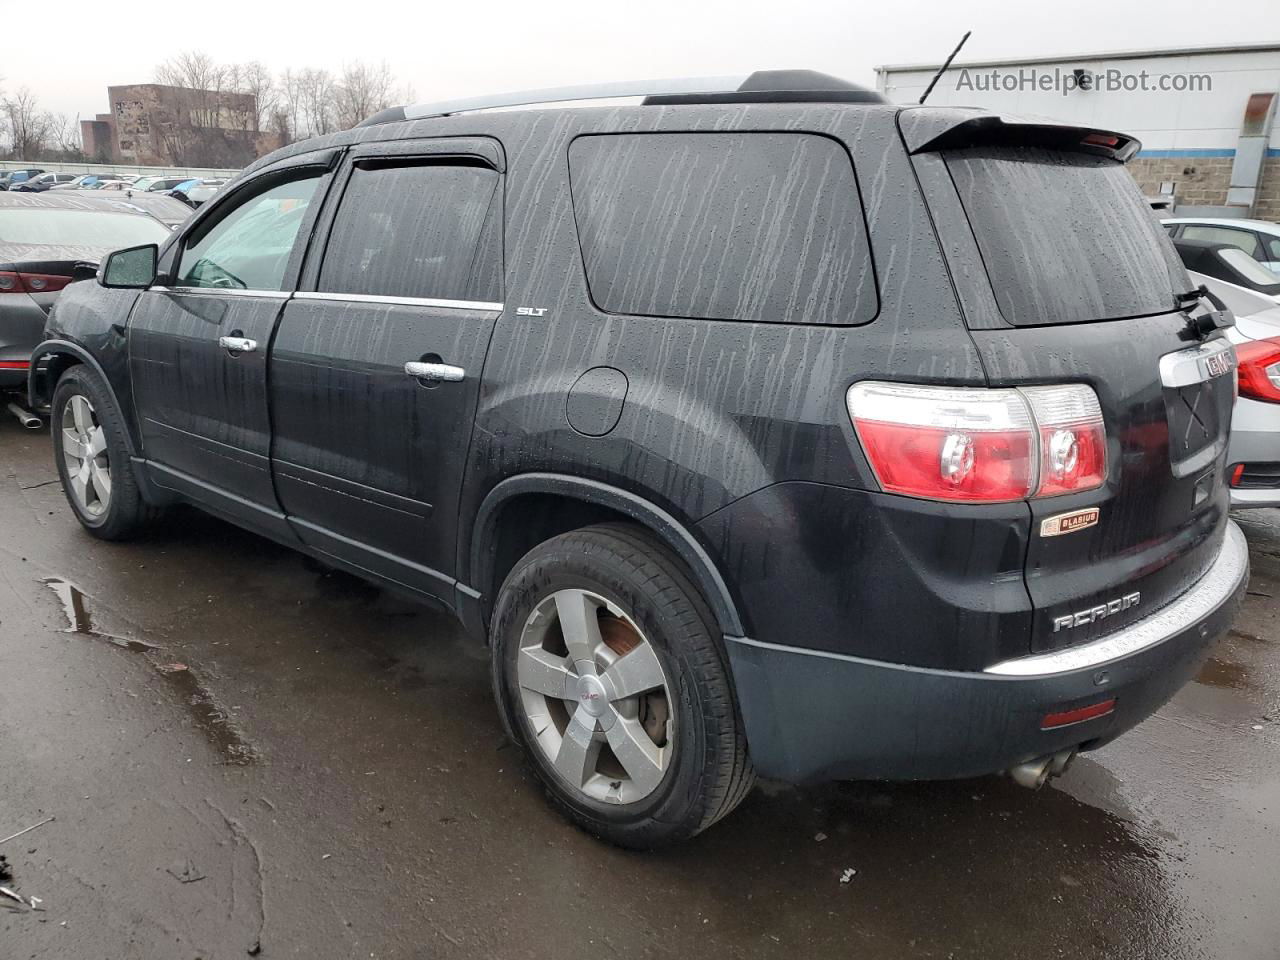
269, 141, 506, 598
128, 162, 330, 535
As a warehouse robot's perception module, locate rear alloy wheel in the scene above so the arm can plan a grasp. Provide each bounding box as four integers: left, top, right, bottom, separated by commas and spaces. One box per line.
517, 588, 674, 805
492, 523, 754, 848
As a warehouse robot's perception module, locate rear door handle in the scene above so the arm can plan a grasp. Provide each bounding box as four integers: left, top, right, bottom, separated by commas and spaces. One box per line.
219, 336, 258, 354
404, 361, 465, 382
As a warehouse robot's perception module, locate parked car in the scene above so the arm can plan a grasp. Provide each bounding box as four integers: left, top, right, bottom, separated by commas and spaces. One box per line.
128, 175, 190, 194
49, 174, 122, 191
1174, 238, 1280, 304
1164, 217, 1280, 273
1, 192, 171, 392
164, 177, 227, 208
12, 172, 79, 193
72, 192, 194, 229
0, 169, 45, 191
29, 71, 1249, 847
1186, 271, 1280, 507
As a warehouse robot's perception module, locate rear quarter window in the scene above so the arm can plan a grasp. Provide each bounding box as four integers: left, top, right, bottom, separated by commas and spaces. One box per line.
568, 132, 877, 325
945, 146, 1186, 325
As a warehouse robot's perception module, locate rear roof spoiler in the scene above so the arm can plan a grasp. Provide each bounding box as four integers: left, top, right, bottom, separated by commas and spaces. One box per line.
898, 107, 1141, 162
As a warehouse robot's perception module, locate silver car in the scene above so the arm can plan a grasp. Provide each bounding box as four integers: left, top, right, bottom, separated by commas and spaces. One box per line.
1191, 270, 1280, 507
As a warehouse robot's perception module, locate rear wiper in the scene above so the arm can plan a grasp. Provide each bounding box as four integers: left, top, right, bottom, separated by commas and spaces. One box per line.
1176, 284, 1233, 340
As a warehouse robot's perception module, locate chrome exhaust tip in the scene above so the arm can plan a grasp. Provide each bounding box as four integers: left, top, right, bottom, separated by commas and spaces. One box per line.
1009, 757, 1052, 790
1008, 748, 1078, 790
7, 401, 41, 430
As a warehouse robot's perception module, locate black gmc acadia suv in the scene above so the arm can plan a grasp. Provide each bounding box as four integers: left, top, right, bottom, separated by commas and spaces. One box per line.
28, 71, 1249, 848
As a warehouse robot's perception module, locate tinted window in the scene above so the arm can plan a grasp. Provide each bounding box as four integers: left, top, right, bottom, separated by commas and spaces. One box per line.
1266, 237, 1280, 261
177, 174, 321, 291
316, 162, 502, 303
569, 132, 876, 325
1181, 225, 1261, 257
946, 147, 1185, 325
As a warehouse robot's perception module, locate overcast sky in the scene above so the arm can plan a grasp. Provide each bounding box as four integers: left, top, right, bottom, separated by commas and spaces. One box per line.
2, 0, 1272, 120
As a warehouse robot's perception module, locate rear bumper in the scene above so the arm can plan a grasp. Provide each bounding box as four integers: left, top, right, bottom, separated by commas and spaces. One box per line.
0, 294, 45, 388
727, 521, 1249, 784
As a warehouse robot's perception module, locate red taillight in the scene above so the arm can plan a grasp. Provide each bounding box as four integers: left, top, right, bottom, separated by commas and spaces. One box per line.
0, 360, 30, 370
1041, 698, 1116, 730
1082, 133, 1120, 148
0, 271, 73, 295
1230, 463, 1246, 487
847, 382, 1107, 503
1022, 386, 1108, 497
1236, 337, 1280, 404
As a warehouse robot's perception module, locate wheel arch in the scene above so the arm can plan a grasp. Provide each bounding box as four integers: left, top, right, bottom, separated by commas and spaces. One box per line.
30, 339, 141, 459
465, 474, 745, 640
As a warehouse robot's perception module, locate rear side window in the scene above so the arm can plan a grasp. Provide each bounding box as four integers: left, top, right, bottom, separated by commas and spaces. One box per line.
1180, 225, 1261, 258
568, 132, 876, 325
317, 162, 502, 303
945, 147, 1186, 325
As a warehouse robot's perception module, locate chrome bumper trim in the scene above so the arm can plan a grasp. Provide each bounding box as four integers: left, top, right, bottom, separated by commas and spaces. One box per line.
986, 521, 1248, 677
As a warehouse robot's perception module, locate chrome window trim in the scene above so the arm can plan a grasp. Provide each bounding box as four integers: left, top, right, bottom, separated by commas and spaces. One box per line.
985, 521, 1248, 677
151, 285, 291, 300
293, 291, 504, 312
1158, 338, 1236, 389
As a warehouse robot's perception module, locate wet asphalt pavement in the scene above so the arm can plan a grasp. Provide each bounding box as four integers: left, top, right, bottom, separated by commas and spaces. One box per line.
1, 416, 1277, 960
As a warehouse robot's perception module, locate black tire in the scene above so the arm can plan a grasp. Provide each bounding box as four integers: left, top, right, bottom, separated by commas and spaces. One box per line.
491, 522, 754, 848
51, 365, 161, 540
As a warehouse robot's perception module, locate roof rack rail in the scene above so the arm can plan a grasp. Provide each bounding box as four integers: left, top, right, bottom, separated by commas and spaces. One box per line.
357, 70, 888, 127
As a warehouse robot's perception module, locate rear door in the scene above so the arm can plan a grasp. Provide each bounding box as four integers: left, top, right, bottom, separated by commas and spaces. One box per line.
128, 155, 333, 535
268, 138, 505, 598
909, 120, 1235, 655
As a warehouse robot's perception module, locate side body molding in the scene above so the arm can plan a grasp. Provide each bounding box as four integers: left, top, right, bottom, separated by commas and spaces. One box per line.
466, 473, 745, 638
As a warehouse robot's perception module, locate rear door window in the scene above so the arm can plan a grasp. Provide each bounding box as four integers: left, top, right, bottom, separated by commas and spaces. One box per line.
945, 146, 1186, 325
568, 132, 876, 325
316, 162, 502, 303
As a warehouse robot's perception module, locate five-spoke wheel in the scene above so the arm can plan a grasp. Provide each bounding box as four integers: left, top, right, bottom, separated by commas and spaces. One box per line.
517, 588, 673, 804
60, 394, 112, 517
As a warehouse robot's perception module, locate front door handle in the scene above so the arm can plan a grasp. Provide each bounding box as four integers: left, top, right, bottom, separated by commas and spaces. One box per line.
404, 361, 465, 382
219, 335, 258, 354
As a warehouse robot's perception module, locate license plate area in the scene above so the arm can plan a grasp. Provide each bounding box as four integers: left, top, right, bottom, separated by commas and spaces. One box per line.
1159, 340, 1235, 479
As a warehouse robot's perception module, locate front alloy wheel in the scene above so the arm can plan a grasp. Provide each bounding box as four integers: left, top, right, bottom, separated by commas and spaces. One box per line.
61, 394, 111, 517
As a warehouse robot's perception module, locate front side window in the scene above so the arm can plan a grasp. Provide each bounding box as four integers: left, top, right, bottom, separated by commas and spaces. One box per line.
177, 174, 321, 291
316, 161, 502, 303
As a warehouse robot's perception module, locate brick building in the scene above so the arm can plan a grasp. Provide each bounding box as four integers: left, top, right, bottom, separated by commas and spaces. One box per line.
876, 43, 1280, 220
81, 83, 284, 168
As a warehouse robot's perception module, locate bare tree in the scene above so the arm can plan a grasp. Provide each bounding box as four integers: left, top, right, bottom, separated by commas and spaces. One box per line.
299, 68, 335, 138
2, 88, 55, 160
52, 112, 83, 158
278, 67, 305, 142
333, 61, 397, 129
237, 61, 278, 135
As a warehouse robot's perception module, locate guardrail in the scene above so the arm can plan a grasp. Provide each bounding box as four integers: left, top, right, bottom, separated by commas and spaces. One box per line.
2, 160, 241, 179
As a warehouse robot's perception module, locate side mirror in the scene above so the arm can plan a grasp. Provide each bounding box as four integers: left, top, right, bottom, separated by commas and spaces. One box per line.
99, 243, 158, 289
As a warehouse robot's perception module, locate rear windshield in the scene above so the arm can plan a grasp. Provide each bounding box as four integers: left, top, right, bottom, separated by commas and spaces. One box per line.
945, 146, 1188, 325
0, 208, 170, 249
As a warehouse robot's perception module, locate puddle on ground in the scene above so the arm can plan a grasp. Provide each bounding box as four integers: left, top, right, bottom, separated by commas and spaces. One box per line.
1195, 656, 1252, 691
41, 578, 256, 765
